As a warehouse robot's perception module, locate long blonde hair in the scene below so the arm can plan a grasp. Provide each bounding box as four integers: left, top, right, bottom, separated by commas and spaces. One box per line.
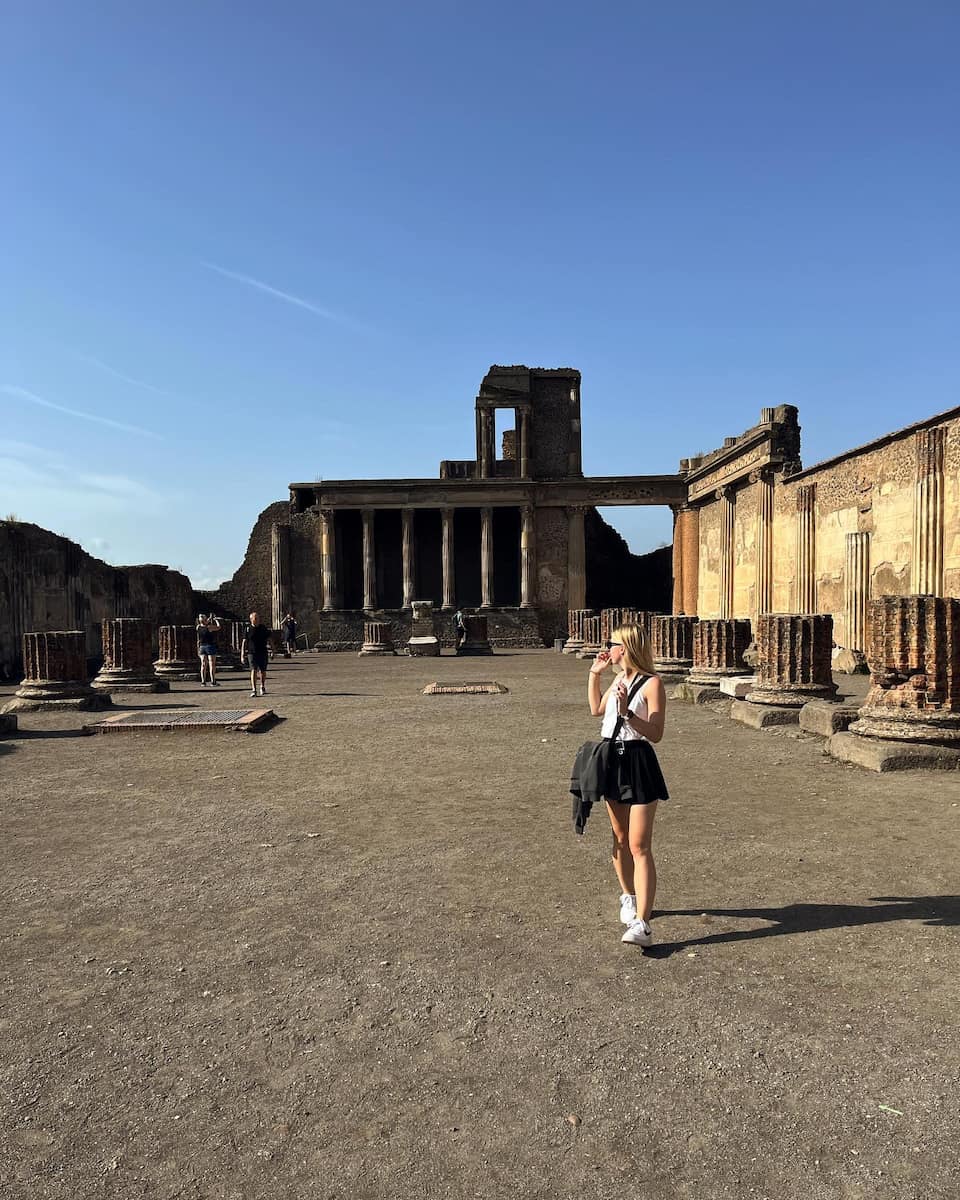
613, 623, 656, 677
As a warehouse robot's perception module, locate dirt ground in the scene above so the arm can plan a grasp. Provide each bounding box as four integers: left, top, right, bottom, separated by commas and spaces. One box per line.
1, 649, 958, 1199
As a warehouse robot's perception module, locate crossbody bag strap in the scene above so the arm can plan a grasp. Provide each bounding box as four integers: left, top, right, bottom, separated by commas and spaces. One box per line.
611, 674, 649, 741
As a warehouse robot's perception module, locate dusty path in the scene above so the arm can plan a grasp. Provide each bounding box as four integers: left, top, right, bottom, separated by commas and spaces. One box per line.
2, 650, 958, 1199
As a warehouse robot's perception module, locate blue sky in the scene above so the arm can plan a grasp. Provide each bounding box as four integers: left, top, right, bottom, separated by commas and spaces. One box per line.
3, 1, 958, 588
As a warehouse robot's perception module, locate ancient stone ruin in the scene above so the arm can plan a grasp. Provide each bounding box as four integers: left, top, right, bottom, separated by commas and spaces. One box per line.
3, 631, 112, 713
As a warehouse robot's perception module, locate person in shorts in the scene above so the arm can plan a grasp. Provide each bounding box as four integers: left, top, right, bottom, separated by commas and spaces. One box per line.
196, 613, 222, 687
281, 611, 297, 657
240, 611, 273, 698
587, 622, 669, 949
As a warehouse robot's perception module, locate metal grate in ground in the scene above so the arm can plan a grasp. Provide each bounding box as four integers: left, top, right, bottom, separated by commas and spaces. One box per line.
421, 682, 508, 695
85, 708, 278, 734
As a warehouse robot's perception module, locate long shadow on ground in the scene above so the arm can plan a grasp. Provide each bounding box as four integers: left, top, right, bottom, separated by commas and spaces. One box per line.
645, 895, 960, 958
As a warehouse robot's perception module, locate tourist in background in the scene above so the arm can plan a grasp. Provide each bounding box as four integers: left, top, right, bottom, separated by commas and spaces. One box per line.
282, 611, 297, 657
241, 611, 273, 698
454, 607, 466, 651
196, 613, 222, 687
587, 623, 669, 948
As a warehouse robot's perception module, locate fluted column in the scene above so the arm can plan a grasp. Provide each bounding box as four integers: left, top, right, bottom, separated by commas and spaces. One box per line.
653, 615, 699, 673
362, 509, 376, 611
320, 508, 337, 611
480, 506, 494, 608
843, 533, 871, 652
520, 505, 535, 608
671, 505, 699, 616
519, 409, 530, 478
795, 485, 817, 614
746, 614, 836, 707
912, 426, 946, 596
359, 620, 396, 656
717, 486, 735, 619
441, 507, 455, 610
752, 469, 774, 621
689, 619, 752, 683
566, 505, 587, 612
479, 410, 494, 478
600, 608, 639, 644
564, 608, 593, 655
2, 630, 109, 713
94, 617, 168, 693
402, 508, 415, 609
270, 523, 290, 629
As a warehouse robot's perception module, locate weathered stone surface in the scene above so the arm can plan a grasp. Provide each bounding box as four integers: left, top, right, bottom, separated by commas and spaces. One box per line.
407, 636, 440, 657
719, 675, 756, 699
358, 621, 396, 656
654, 615, 698, 672
563, 609, 593, 655
833, 647, 869, 675
829, 731, 960, 772
154, 625, 200, 681
746, 614, 837, 707
0, 712, 17, 735
848, 596, 960, 745
743, 641, 760, 669
688, 618, 752, 683
799, 700, 860, 737
600, 608, 638, 643
672, 681, 724, 705
458, 614, 493, 656
93, 618, 169, 693
577, 615, 602, 659
3, 630, 111, 713
730, 702, 799, 729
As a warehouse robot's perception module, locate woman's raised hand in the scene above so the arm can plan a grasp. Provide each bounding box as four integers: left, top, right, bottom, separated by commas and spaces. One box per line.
590, 650, 610, 676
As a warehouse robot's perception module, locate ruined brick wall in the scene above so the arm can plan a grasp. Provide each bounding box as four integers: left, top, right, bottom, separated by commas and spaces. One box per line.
0, 520, 193, 679
529, 370, 581, 480
534, 506, 568, 643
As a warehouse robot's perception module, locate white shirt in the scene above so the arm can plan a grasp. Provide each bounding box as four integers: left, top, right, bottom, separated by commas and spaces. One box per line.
600, 673, 651, 741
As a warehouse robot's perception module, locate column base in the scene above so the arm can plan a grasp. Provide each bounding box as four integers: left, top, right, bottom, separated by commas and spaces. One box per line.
745, 683, 837, 708
798, 700, 860, 737
672, 681, 724, 705
93, 670, 169, 693
847, 708, 960, 744
828, 731, 960, 772
3, 686, 112, 714
563, 638, 585, 655
153, 661, 201, 682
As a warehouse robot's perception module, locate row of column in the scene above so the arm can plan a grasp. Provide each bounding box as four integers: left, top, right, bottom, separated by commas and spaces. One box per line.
318, 506, 538, 612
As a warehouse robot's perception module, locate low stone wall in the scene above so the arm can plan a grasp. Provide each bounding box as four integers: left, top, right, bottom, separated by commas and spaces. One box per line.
315, 607, 543, 651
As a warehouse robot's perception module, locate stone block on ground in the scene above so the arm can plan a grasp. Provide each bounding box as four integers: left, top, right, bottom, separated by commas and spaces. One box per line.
828, 731, 960, 773
719, 675, 756, 699
799, 700, 861, 737
672, 681, 724, 705
407, 636, 440, 657
0, 713, 17, 735
730, 702, 799, 730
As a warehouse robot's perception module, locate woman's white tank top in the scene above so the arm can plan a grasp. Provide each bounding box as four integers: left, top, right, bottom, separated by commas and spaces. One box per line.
600, 673, 651, 741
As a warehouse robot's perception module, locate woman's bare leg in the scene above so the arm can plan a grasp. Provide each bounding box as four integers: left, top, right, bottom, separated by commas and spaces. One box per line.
209, 654, 217, 684
628, 802, 658, 921
605, 801, 635, 897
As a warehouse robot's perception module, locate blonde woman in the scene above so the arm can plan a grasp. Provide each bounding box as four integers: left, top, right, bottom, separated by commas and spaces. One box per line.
587, 623, 669, 947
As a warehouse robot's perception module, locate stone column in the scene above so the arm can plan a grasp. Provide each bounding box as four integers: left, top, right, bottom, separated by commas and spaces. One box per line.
654, 615, 699, 675
94, 618, 169, 693
746, 614, 836, 707
752, 469, 774, 621
480, 507, 494, 608
479, 410, 493, 478
215, 618, 243, 670
843, 532, 871, 652
717, 486, 735, 620
441, 508, 455, 610
3, 631, 110, 713
795, 485, 817, 614
848, 596, 960, 744
519, 409, 530, 478
458, 613, 493, 656
154, 625, 201, 681
358, 620, 396, 656
689, 619, 752, 684
912, 426, 946, 596
402, 508, 415, 609
600, 608, 639, 644
671, 506, 699, 616
566, 505, 587, 612
520, 505, 536, 609
362, 509, 377, 611
564, 609, 594, 655
320, 508, 337, 612
577, 614, 603, 659
270, 523, 290, 630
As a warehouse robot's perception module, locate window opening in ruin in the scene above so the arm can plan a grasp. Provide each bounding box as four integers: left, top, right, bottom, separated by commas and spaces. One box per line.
586, 507, 674, 613
495, 408, 517, 477
453, 508, 482, 607
375, 510, 403, 609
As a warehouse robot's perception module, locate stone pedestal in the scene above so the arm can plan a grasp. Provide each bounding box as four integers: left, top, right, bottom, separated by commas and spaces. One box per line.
359, 621, 396, 656
457, 614, 493, 656
93, 618, 169, 693
847, 596, 960, 746
577, 615, 602, 660
154, 625, 201, 681
563, 609, 594, 655
688, 619, 752, 684
2, 631, 111, 713
746, 614, 837, 707
407, 600, 439, 657
653, 615, 698, 677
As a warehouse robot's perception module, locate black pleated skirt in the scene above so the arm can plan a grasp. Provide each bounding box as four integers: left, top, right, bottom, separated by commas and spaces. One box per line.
603, 739, 669, 806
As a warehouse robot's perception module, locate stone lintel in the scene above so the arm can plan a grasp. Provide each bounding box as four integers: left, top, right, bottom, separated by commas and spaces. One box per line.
828, 731, 960, 773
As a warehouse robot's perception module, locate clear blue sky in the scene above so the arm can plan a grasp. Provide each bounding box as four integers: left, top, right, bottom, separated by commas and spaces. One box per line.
3, 2, 958, 588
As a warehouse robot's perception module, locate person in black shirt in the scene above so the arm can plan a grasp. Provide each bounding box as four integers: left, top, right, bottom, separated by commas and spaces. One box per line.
282, 611, 297, 657
240, 611, 273, 698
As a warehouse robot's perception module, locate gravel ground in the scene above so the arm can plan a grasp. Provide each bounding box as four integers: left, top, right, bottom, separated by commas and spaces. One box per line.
1, 649, 958, 1199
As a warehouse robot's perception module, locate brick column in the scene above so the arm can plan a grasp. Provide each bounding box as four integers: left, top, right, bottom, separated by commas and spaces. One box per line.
689, 619, 752, 684
154, 625, 201, 681
94, 618, 168, 693
214, 619, 243, 670
362, 509, 377, 612
458, 613, 493, 656
654, 615, 699, 674
564, 609, 593, 655
270, 523, 290, 630
671, 505, 700, 616
795, 485, 817, 614
566, 505, 587, 612
600, 608, 639, 644
577, 614, 602, 659
3, 631, 110, 713
520, 505, 536, 609
843, 533, 871, 652
320, 508, 337, 611
441, 508, 455, 610
746, 614, 837, 707
358, 620, 396, 656
717, 486, 735, 619
849, 596, 960, 744
480, 507, 494, 608
912, 426, 946, 596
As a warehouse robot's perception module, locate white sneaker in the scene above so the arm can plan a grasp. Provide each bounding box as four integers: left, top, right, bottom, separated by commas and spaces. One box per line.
250, 690, 257, 697
621, 919, 653, 947
619, 894, 637, 925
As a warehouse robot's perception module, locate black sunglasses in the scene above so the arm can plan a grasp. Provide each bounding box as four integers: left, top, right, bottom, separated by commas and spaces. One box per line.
604, 640, 623, 649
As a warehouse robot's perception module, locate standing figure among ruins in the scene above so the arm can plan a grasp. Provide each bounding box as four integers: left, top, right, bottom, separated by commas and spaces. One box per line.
281, 611, 298, 657
587, 623, 668, 948
241, 612, 273, 698
196, 613, 222, 687
453, 607, 466, 651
